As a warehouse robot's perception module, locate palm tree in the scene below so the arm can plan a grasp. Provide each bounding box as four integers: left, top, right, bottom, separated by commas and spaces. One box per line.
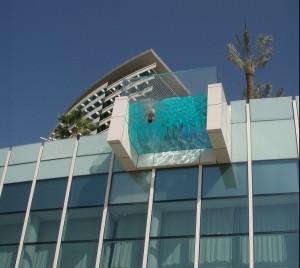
243, 83, 284, 99
51, 109, 97, 140
227, 25, 273, 102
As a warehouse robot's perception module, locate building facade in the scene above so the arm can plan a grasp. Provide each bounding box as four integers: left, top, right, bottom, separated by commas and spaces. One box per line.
0, 61, 299, 268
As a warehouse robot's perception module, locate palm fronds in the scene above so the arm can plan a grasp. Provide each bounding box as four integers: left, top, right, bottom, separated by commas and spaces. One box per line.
52, 109, 97, 140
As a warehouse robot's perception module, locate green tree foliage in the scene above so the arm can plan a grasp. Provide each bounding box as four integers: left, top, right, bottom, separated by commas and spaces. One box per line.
51, 109, 96, 140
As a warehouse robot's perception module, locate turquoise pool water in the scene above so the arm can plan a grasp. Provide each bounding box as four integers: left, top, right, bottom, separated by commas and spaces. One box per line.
129, 95, 211, 154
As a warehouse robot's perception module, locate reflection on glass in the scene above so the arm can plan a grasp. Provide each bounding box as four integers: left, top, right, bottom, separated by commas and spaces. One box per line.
31, 179, 67, 210
254, 233, 299, 268
62, 207, 102, 241
0, 245, 18, 268
25, 210, 62, 243
154, 167, 198, 201
0, 182, 31, 213
0, 213, 25, 244
105, 204, 147, 239
148, 238, 195, 268
254, 194, 299, 233
199, 236, 249, 268
201, 198, 248, 235
58, 242, 98, 268
20, 244, 56, 268
150, 201, 196, 237
68, 174, 107, 207
109, 172, 151, 204
253, 160, 299, 195
202, 164, 247, 198
101, 240, 144, 268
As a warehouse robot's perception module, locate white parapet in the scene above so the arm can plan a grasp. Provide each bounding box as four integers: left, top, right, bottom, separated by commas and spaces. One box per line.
206, 83, 231, 163
107, 96, 138, 170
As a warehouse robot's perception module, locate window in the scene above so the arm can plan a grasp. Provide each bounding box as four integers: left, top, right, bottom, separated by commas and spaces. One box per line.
20, 179, 67, 268
147, 168, 198, 268
202, 163, 247, 198
0, 182, 31, 260
252, 160, 299, 195
154, 167, 198, 201
101, 171, 151, 268
200, 164, 249, 267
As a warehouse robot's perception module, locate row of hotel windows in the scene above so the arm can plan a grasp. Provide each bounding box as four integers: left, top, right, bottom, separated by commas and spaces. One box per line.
78, 68, 156, 121
0, 160, 299, 267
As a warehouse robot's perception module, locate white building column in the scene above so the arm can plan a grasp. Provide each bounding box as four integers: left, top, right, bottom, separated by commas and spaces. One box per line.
52, 139, 79, 268
194, 165, 203, 268
292, 100, 299, 155
0, 150, 11, 196
95, 153, 115, 268
142, 168, 155, 268
246, 104, 254, 268
14, 145, 44, 268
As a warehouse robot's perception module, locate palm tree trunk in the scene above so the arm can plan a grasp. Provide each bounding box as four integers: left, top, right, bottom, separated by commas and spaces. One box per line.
245, 72, 255, 103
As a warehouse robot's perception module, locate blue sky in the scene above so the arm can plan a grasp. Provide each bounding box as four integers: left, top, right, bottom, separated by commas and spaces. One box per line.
0, 0, 298, 147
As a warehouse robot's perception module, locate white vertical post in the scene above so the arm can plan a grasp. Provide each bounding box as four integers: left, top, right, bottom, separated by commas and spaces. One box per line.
95, 153, 114, 268
194, 165, 203, 268
14, 145, 44, 268
142, 168, 155, 268
52, 139, 79, 268
0, 150, 11, 196
292, 100, 299, 156
246, 104, 254, 268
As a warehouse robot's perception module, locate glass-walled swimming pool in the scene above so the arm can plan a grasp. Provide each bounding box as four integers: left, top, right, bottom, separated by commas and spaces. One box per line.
129, 95, 211, 154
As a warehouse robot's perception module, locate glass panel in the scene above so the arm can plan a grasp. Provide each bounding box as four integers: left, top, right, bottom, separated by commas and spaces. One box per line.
148, 238, 195, 268
105, 204, 148, 239
254, 233, 299, 268
25, 210, 62, 243
0, 167, 3, 179
113, 157, 125, 172
109, 172, 151, 204
68, 174, 107, 207
0, 182, 31, 213
150, 200, 196, 237
231, 100, 246, 123
101, 240, 144, 268
153, 150, 200, 167
73, 154, 111, 176
0, 213, 25, 244
0, 245, 18, 268
37, 159, 71, 180
250, 97, 294, 121
231, 123, 247, 162
0, 148, 9, 167
251, 120, 298, 161
58, 242, 98, 268
202, 164, 247, 198
77, 133, 111, 156
201, 198, 248, 235
199, 235, 249, 268
154, 167, 198, 201
4, 163, 36, 184
62, 207, 102, 241
20, 243, 56, 268
42, 138, 75, 160
9, 143, 41, 165
129, 95, 210, 154
253, 160, 299, 195
31, 179, 67, 210
254, 194, 299, 233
